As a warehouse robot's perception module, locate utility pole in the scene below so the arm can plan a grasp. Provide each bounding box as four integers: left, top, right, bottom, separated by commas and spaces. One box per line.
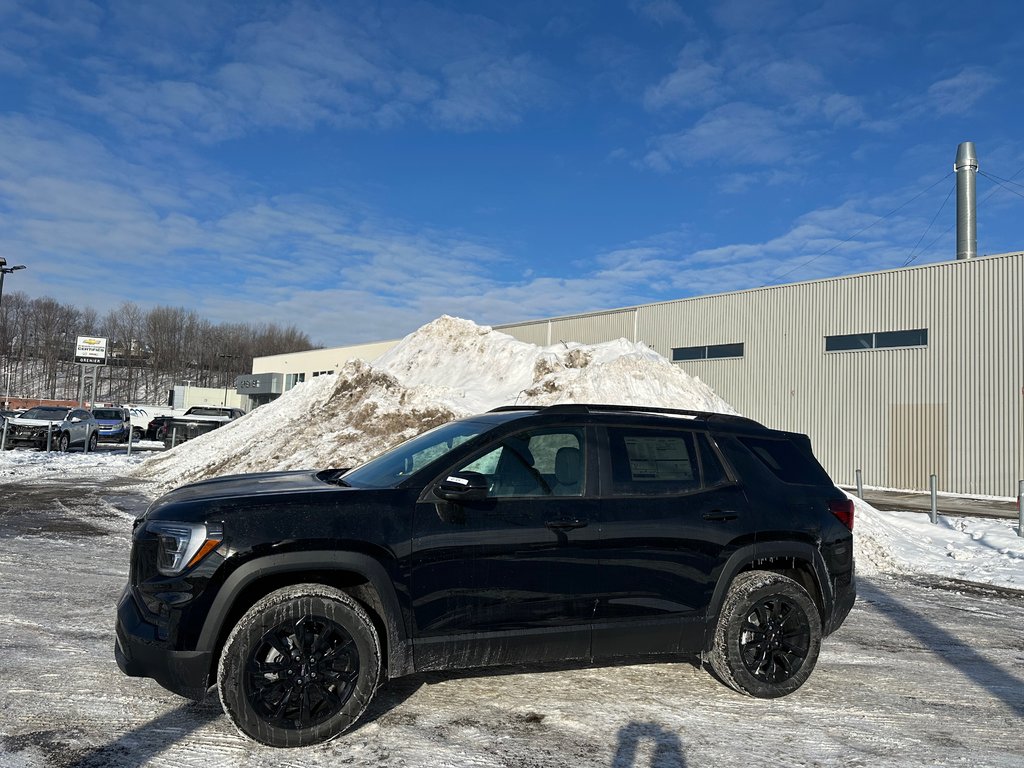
0, 258, 28, 409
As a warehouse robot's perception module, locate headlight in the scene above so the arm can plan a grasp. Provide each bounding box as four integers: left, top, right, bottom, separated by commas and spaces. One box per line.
147, 521, 224, 576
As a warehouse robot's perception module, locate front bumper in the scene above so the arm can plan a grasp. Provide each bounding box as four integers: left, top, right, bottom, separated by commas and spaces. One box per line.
114, 586, 212, 700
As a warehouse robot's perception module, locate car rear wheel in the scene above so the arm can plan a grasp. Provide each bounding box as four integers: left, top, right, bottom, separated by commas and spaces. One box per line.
709, 570, 821, 698
217, 584, 381, 747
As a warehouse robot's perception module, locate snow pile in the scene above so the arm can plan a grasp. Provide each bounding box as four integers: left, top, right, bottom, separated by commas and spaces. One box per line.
136, 316, 734, 489
852, 494, 1024, 588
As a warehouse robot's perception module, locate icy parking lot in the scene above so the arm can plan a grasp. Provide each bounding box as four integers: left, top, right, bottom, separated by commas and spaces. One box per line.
1, 473, 1022, 768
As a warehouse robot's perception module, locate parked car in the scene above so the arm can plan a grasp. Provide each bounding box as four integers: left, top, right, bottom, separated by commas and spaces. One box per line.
161, 406, 245, 447
145, 413, 176, 441
3, 406, 99, 452
92, 406, 132, 443
115, 404, 856, 747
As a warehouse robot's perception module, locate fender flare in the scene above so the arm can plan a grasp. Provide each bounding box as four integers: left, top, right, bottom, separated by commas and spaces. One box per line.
196, 551, 413, 677
703, 541, 833, 652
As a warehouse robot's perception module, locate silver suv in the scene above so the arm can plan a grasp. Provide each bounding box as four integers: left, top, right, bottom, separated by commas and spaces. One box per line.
2, 406, 99, 452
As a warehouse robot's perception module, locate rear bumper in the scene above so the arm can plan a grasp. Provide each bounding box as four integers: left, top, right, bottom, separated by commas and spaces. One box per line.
114, 586, 211, 700
825, 567, 856, 635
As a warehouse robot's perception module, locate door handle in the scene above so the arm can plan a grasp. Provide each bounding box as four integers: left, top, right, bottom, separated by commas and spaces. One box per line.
702, 510, 738, 522
546, 519, 588, 531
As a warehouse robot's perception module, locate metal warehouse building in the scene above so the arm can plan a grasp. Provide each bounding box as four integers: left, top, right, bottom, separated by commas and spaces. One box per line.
248, 250, 1023, 498
494, 251, 1024, 498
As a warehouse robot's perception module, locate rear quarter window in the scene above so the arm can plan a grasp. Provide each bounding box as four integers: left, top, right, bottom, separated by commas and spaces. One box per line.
738, 436, 832, 486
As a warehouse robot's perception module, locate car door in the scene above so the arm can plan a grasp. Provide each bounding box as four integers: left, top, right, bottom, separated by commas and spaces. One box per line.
69, 409, 90, 446
409, 425, 600, 671
588, 425, 752, 657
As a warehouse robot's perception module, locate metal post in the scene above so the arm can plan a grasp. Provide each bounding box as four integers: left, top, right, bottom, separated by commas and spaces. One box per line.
77, 364, 85, 407
83, 427, 90, 454
1017, 480, 1023, 538
1, 419, 7, 450
46, 423, 53, 452
171, 427, 177, 449
929, 474, 938, 524
126, 430, 132, 457
855, 469, 863, 499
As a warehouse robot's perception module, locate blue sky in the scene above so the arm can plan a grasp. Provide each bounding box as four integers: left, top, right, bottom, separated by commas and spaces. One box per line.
1, 0, 1022, 345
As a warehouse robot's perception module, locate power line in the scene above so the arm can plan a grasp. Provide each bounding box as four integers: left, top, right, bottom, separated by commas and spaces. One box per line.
766, 171, 953, 285
903, 180, 956, 267
978, 170, 1024, 201
910, 164, 1024, 263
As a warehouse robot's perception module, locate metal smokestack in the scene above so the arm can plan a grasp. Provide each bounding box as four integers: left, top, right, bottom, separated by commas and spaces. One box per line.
954, 141, 978, 260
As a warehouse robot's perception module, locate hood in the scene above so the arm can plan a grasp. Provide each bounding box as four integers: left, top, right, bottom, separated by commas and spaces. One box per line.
8, 416, 66, 427
148, 469, 343, 511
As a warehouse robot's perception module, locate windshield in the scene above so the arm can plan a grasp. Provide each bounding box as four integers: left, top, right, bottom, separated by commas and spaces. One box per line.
20, 407, 70, 420
92, 409, 124, 420
341, 419, 494, 489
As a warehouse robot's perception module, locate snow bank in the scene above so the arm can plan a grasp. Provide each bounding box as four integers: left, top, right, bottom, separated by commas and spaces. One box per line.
136, 316, 734, 489
852, 494, 1024, 588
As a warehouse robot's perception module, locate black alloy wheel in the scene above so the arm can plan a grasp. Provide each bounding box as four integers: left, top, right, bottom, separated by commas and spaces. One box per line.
737, 594, 811, 684
709, 570, 822, 698
246, 615, 360, 730
218, 585, 381, 747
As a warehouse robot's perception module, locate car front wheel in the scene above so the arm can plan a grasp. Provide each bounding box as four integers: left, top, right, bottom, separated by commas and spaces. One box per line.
57, 432, 71, 452
217, 584, 381, 747
709, 570, 822, 698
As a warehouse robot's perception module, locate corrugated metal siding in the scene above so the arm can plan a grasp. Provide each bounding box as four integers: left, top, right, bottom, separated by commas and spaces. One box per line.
501, 321, 549, 346
501, 253, 1024, 496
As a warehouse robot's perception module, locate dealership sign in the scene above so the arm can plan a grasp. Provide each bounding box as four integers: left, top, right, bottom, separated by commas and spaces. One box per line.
75, 335, 108, 365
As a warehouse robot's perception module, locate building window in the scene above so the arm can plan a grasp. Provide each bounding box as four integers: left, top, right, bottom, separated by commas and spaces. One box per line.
825, 328, 928, 352
671, 342, 744, 362
285, 372, 307, 389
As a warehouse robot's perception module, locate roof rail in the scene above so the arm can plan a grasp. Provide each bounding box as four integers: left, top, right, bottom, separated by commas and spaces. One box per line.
488, 403, 761, 426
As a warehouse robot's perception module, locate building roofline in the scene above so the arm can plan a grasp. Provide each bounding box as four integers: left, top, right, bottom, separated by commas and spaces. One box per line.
494, 250, 1024, 329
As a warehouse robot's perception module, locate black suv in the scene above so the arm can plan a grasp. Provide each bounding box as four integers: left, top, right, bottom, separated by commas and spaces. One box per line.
116, 405, 855, 747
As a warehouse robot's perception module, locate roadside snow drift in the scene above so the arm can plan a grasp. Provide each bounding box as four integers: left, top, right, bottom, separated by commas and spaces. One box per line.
138, 316, 735, 489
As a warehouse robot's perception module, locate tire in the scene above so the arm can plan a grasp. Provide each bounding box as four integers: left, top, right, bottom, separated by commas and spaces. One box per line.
87, 432, 98, 452
217, 584, 381, 747
57, 432, 71, 453
709, 570, 822, 699
132, 427, 143, 442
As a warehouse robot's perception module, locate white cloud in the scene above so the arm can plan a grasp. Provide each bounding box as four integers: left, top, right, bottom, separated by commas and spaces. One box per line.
629, 0, 693, 26
4, 1, 556, 143
926, 66, 999, 116
644, 43, 725, 111
644, 102, 794, 170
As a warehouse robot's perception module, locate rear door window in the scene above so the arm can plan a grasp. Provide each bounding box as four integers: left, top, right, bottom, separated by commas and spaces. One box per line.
605, 427, 703, 496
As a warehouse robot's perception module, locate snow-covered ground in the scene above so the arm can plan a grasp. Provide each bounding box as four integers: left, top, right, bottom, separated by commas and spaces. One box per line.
0, 475, 1021, 768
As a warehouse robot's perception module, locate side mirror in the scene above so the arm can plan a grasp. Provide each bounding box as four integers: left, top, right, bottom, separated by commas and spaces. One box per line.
70, 417, 82, 423
435, 471, 489, 502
